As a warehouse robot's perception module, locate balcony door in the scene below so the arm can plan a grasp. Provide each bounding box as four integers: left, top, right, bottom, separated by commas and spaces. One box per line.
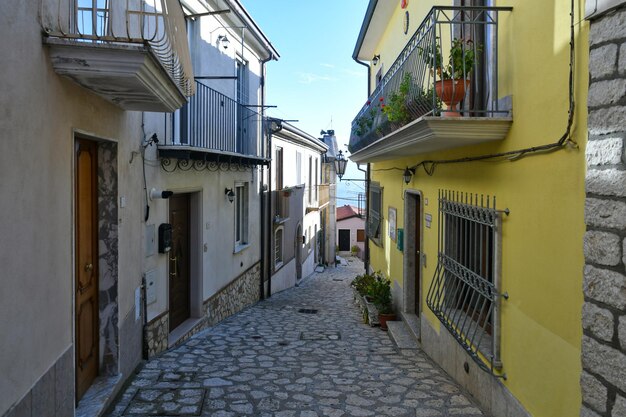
236, 59, 249, 155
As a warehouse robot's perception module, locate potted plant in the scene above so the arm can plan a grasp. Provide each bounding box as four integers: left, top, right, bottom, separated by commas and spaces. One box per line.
350, 272, 382, 326
368, 275, 396, 331
419, 38, 482, 116
350, 245, 360, 257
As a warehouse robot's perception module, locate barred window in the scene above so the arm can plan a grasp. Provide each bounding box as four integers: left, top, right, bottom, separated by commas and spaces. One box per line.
426, 190, 505, 374
274, 227, 283, 269
367, 182, 382, 246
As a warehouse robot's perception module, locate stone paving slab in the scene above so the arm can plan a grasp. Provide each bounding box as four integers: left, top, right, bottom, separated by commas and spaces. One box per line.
106, 258, 487, 417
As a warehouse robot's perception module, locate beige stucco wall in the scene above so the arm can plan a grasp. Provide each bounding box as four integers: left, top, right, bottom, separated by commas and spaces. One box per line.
0, 2, 145, 413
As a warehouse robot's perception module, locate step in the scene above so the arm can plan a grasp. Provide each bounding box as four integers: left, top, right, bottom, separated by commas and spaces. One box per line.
387, 321, 418, 349
401, 312, 421, 341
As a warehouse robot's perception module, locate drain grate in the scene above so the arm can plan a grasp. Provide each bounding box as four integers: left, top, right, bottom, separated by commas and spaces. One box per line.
332, 278, 343, 282
300, 331, 341, 341
298, 308, 318, 314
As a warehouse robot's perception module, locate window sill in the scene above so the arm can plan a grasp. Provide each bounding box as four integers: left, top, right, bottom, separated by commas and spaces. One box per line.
233, 243, 250, 254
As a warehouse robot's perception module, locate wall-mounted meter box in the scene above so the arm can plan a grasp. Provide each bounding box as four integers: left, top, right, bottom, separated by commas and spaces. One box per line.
158, 223, 172, 253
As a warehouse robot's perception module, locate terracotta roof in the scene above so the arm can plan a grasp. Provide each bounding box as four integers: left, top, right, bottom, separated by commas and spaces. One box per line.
336, 205, 362, 221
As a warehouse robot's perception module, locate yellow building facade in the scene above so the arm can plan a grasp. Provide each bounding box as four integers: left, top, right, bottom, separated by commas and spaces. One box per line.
349, 1, 588, 416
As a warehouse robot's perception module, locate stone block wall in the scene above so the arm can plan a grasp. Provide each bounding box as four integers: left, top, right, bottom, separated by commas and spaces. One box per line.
144, 262, 261, 358
582, 5, 626, 417
204, 262, 261, 326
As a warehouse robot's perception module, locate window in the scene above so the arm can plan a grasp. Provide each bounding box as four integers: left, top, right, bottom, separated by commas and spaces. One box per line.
314, 159, 319, 201
367, 182, 382, 246
274, 227, 284, 269
426, 190, 503, 373
236, 59, 249, 154
308, 156, 313, 204
76, 0, 110, 36
296, 152, 302, 185
357, 229, 366, 242
235, 182, 249, 247
276, 147, 283, 190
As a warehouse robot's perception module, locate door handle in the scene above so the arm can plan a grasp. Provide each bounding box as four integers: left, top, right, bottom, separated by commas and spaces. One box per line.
84, 263, 93, 273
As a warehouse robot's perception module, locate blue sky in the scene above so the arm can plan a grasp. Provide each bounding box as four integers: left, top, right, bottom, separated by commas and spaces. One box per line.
241, 0, 369, 208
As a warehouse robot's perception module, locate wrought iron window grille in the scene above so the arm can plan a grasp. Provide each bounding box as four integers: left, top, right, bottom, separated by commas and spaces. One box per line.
426, 190, 509, 377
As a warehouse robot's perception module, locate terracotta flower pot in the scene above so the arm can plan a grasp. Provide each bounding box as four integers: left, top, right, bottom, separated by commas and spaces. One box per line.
435, 79, 470, 117
378, 313, 397, 331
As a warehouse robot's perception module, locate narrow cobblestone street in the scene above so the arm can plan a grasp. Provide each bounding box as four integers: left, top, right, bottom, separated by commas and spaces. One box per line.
106, 259, 486, 417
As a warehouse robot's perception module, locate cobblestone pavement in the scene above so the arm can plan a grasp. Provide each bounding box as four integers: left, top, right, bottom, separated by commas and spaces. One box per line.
106, 258, 486, 417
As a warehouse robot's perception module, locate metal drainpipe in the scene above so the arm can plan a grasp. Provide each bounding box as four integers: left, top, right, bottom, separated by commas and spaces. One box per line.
364, 163, 370, 273
353, 57, 371, 272
259, 53, 274, 301
353, 58, 372, 97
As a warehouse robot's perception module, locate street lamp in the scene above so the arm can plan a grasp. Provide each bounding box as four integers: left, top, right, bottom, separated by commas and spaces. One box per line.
334, 150, 348, 180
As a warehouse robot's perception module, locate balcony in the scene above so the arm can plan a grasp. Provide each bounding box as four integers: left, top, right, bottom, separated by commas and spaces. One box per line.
40, 0, 194, 112
159, 81, 268, 166
349, 6, 513, 163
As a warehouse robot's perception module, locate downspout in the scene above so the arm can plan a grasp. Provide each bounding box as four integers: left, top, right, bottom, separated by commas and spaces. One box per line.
364, 164, 371, 273
353, 58, 372, 97
259, 53, 273, 301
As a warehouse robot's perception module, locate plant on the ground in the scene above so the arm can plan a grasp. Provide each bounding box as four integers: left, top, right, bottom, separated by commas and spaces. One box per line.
368, 275, 393, 314
351, 272, 378, 297
419, 38, 482, 80
351, 245, 360, 254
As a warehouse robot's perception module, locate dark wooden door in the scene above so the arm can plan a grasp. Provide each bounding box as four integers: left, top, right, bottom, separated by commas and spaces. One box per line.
75, 139, 99, 402
169, 194, 190, 331
414, 197, 421, 316
338, 229, 351, 251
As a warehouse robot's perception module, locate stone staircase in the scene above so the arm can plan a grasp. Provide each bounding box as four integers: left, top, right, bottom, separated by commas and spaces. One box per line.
387, 312, 421, 349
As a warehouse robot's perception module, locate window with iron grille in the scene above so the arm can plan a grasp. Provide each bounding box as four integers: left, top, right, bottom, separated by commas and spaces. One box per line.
235, 182, 249, 248
274, 227, 283, 269
426, 190, 505, 375
367, 182, 382, 246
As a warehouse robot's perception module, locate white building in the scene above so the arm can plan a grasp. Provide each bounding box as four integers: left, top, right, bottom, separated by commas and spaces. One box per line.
0, 1, 277, 416
268, 122, 328, 293
336, 205, 366, 260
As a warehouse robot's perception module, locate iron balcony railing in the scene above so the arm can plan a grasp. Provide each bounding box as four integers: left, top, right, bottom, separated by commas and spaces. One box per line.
39, 0, 194, 96
349, 6, 512, 154
171, 80, 264, 159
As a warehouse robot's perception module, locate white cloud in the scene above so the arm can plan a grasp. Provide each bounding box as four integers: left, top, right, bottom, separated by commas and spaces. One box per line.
297, 72, 335, 84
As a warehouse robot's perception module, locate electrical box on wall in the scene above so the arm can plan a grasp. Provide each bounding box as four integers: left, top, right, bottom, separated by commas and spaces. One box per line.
158, 223, 172, 253
396, 228, 404, 252
145, 269, 157, 305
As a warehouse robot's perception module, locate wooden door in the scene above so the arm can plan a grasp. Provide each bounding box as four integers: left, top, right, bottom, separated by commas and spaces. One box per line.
169, 194, 190, 331
414, 196, 421, 316
75, 139, 99, 401
338, 229, 351, 251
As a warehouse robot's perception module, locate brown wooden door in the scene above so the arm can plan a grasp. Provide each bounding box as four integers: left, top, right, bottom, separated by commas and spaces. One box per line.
414, 196, 421, 316
169, 194, 190, 331
75, 139, 99, 402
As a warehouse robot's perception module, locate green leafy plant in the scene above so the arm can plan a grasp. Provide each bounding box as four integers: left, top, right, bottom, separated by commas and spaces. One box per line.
351, 272, 377, 296
351, 245, 360, 254
382, 72, 413, 125
419, 38, 482, 80
351, 109, 376, 137
367, 275, 393, 314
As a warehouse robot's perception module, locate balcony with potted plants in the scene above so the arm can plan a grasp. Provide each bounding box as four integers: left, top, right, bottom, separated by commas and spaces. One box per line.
349, 6, 513, 164
40, 0, 194, 112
